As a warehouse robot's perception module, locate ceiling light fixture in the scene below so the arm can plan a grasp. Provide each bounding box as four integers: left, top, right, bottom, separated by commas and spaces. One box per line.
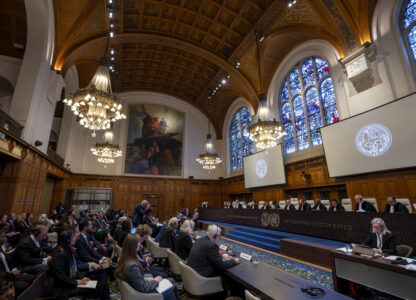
196, 100, 222, 169
91, 130, 122, 164
63, 5, 125, 137
248, 35, 286, 149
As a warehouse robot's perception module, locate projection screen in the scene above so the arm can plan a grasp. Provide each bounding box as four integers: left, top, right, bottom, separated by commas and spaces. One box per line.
243, 144, 286, 188
321, 93, 416, 177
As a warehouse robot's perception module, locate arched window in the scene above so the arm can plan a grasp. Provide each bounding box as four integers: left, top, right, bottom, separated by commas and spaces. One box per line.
402, 0, 416, 66
230, 107, 254, 171
279, 57, 339, 154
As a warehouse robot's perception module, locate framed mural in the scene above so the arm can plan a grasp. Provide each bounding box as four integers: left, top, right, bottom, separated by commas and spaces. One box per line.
125, 104, 184, 176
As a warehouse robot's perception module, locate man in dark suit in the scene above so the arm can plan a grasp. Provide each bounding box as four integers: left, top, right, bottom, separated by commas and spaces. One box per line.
354, 194, 377, 212
329, 199, 345, 212
363, 218, 397, 255
233, 200, 242, 209
187, 224, 239, 277
298, 199, 311, 211
313, 199, 327, 211
14, 225, 51, 275
132, 200, 152, 227
76, 220, 112, 265
384, 196, 409, 213
0, 224, 36, 295
284, 199, 295, 211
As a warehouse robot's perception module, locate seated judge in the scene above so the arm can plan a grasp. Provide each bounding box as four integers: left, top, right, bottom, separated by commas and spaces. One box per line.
159, 217, 178, 251
223, 201, 230, 208
284, 199, 295, 211
115, 234, 178, 300
363, 218, 397, 255
313, 199, 327, 211
329, 199, 345, 212
233, 200, 242, 209
187, 224, 239, 277
298, 199, 311, 211
248, 201, 258, 209
354, 194, 377, 212
383, 196, 409, 213
202, 202, 210, 208
175, 220, 194, 260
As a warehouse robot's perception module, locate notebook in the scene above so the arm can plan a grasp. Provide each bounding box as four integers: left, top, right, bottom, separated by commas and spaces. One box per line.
156, 279, 173, 294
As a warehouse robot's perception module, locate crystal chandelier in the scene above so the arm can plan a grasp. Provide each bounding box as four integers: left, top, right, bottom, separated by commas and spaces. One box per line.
90, 130, 122, 164
248, 36, 285, 149
196, 105, 222, 169
63, 16, 125, 137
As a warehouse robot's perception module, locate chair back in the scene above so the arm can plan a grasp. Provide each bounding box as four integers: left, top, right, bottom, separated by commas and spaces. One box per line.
363, 198, 378, 212
258, 201, 265, 209
117, 279, 163, 300
341, 198, 352, 211
245, 290, 262, 300
115, 244, 122, 257
147, 237, 168, 258
167, 248, 184, 276
306, 200, 314, 207
279, 200, 285, 209
397, 244, 413, 258
179, 261, 223, 296
290, 198, 299, 210
321, 200, 330, 210
17, 271, 47, 300
396, 198, 412, 213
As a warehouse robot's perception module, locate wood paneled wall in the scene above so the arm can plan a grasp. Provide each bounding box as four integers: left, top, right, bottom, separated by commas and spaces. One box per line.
0, 127, 415, 218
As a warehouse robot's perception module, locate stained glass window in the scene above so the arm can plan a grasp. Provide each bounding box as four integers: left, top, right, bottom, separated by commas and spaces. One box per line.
279, 56, 339, 154
230, 107, 254, 170
403, 1, 416, 63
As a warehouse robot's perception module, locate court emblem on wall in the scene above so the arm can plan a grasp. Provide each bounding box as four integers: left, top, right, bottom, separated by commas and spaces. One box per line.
255, 159, 267, 178
261, 212, 280, 228
355, 123, 392, 157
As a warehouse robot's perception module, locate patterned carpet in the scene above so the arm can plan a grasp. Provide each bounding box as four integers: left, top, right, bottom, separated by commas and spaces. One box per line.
110, 231, 333, 299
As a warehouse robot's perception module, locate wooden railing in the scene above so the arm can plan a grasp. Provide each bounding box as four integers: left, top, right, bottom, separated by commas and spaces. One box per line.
47, 148, 65, 166
0, 110, 23, 137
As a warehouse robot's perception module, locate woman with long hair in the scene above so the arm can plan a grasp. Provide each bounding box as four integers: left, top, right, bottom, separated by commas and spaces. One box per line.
115, 234, 178, 300
45, 229, 110, 300
175, 219, 194, 260
159, 217, 178, 251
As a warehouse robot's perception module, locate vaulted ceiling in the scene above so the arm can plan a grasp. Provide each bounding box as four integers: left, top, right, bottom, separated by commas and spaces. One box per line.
1, 0, 379, 139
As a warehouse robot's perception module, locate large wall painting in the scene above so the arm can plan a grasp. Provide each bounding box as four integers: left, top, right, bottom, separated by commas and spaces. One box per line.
125, 104, 184, 176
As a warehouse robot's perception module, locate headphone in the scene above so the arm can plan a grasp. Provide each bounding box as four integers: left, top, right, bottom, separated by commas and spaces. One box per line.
301, 287, 325, 299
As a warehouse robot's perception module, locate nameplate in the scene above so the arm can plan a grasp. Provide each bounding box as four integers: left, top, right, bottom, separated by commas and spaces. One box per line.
240, 252, 252, 261
219, 244, 228, 251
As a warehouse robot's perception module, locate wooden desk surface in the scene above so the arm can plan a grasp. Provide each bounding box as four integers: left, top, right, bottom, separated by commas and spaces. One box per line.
331, 250, 416, 278
225, 260, 352, 300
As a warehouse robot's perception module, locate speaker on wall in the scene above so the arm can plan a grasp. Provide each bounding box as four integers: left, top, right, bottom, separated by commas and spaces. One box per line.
189, 176, 194, 179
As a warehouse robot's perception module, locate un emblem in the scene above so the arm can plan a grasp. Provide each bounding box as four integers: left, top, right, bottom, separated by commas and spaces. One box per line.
355, 123, 392, 157
270, 213, 280, 228
256, 159, 267, 178
261, 212, 270, 226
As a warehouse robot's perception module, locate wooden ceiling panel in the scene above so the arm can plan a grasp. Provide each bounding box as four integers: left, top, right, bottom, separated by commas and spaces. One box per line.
0, 0, 26, 59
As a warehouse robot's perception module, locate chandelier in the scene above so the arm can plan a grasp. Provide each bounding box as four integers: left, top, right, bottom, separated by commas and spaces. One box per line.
90, 130, 122, 164
248, 35, 285, 149
196, 104, 222, 169
196, 133, 222, 169
63, 14, 125, 137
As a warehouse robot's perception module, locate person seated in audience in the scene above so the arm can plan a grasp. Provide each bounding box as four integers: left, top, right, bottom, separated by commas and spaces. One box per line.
115, 234, 179, 300
49, 210, 59, 223
114, 216, 128, 241
86, 219, 113, 258
187, 224, 239, 278
14, 214, 27, 234
191, 208, 199, 222
154, 220, 168, 243
22, 213, 32, 227
159, 217, 178, 251
0, 214, 7, 225
313, 199, 327, 211
76, 220, 112, 266
135, 224, 168, 278
363, 218, 397, 255
7, 213, 17, 233
298, 199, 311, 211
63, 214, 76, 228
182, 208, 191, 218
0, 223, 36, 296
284, 199, 295, 211
117, 219, 132, 247
14, 225, 52, 275
354, 194, 376, 212
38, 220, 57, 255
384, 195, 409, 213
0, 272, 15, 300
143, 211, 158, 234
329, 199, 345, 212
175, 220, 194, 261
202, 202, 210, 208
45, 230, 110, 300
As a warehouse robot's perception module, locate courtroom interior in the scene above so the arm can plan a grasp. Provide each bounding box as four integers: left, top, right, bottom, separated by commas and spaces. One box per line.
0, 0, 415, 299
